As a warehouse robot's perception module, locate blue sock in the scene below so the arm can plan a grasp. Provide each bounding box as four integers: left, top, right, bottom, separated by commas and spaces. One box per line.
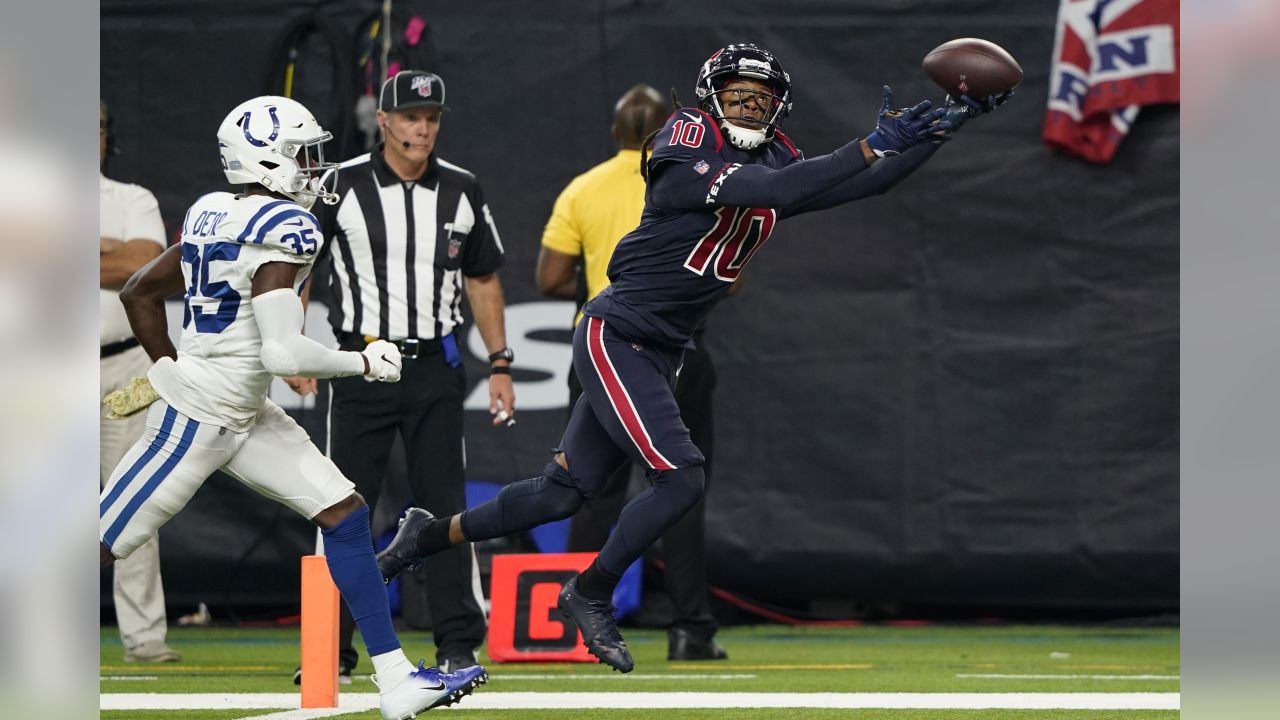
321, 505, 400, 656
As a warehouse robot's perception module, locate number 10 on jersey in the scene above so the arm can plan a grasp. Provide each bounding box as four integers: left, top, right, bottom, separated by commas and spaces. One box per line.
683, 207, 776, 282
669, 118, 706, 148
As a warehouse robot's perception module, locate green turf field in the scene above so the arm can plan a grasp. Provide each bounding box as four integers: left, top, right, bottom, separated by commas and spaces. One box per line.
99, 707, 1177, 712
100, 623, 1179, 719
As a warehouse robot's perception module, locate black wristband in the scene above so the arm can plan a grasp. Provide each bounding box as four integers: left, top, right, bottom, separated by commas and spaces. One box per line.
490, 365, 512, 376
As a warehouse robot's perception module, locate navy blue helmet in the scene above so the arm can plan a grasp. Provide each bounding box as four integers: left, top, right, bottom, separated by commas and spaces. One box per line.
694, 43, 792, 150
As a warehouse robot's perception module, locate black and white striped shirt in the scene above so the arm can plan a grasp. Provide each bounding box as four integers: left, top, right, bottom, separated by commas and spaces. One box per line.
316, 147, 504, 341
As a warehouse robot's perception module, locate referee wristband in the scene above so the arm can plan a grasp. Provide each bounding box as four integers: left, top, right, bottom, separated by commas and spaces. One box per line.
490, 365, 512, 376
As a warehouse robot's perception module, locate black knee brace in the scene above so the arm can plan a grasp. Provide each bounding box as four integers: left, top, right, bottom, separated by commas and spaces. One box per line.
460, 460, 585, 541
531, 460, 586, 520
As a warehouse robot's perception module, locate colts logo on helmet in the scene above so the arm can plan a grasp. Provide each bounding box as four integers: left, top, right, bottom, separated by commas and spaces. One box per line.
411, 75, 433, 98
241, 107, 281, 148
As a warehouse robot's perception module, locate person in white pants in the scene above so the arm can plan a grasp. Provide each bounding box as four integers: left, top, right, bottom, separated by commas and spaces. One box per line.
100, 100, 179, 663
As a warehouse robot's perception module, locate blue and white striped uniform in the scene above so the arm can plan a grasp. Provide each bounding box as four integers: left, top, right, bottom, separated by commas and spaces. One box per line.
100, 192, 353, 559
149, 192, 321, 431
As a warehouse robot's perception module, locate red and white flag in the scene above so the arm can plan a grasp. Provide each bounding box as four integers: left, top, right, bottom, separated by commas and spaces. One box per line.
1043, 0, 1180, 163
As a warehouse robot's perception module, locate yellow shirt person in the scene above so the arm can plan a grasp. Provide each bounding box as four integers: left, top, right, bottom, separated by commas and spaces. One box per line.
540, 149, 646, 322
537, 85, 668, 323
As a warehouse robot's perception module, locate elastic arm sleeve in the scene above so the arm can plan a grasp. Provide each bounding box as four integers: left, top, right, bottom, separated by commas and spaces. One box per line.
252, 289, 365, 378
779, 142, 940, 219
650, 140, 868, 210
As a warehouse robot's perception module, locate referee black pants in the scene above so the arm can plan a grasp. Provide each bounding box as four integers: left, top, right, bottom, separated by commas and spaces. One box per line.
565, 340, 718, 638
329, 347, 485, 667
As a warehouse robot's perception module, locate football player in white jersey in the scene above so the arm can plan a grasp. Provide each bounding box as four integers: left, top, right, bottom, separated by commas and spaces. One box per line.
98, 96, 486, 718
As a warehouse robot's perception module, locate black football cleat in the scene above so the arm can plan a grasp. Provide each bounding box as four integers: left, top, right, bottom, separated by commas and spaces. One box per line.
667, 627, 728, 661
557, 576, 634, 673
377, 508, 434, 583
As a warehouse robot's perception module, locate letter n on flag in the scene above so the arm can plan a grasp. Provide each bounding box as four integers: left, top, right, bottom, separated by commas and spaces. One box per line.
1044, 0, 1180, 163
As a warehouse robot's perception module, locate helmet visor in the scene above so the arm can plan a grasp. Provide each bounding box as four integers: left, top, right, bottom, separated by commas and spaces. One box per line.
712, 84, 787, 132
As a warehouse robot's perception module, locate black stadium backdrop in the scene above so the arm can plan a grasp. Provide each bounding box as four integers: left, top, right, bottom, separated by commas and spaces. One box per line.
100, 0, 1177, 619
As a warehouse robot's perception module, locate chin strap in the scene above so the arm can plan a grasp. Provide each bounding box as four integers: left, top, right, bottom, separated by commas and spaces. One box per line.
722, 122, 769, 150
707, 91, 774, 150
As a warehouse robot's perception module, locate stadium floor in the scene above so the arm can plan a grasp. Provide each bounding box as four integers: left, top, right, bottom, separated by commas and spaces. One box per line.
100, 624, 1179, 719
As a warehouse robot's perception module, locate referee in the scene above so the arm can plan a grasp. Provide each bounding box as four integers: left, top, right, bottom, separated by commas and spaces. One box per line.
302, 70, 515, 678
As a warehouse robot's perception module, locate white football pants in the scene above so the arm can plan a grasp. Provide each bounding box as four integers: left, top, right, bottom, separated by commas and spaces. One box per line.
100, 396, 354, 559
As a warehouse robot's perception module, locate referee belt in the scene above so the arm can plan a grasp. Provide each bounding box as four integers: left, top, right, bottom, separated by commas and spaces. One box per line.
101, 337, 141, 359
338, 332, 445, 360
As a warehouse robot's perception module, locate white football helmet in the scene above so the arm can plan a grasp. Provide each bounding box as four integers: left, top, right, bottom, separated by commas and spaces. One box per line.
216, 96, 338, 209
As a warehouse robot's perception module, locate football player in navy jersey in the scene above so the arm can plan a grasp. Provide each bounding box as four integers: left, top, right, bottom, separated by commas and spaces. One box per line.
378, 43, 1010, 672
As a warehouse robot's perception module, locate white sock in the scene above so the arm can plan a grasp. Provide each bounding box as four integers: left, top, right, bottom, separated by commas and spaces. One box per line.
371, 649, 415, 689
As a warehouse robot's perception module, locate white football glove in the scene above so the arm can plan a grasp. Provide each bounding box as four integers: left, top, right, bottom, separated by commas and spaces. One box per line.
361, 340, 403, 382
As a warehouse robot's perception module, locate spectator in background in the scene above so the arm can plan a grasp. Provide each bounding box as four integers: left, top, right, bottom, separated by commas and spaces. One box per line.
292, 70, 514, 681
98, 99, 179, 663
536, 84, 727, 661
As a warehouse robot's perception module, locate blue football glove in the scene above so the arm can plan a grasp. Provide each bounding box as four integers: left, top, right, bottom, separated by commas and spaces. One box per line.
863, 85, 952, 158
933, 90, 1016, 140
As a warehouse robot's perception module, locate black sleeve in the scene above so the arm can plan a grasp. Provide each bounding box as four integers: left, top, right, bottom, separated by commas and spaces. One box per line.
778, 142, 940, 219
649, 140, 870, 211
460, 182, 504, 277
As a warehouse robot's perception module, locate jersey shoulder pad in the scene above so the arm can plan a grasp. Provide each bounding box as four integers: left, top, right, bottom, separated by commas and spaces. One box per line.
772, 130, 803, 161
649, 108, 725, 164
230, 198, 322, 257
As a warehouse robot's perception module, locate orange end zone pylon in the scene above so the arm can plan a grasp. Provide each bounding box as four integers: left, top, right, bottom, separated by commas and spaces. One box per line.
300, 555, 340, 708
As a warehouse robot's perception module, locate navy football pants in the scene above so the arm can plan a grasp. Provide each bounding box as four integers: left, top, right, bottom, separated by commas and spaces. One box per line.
460, 316, 705, 578
563, 316, 705, 485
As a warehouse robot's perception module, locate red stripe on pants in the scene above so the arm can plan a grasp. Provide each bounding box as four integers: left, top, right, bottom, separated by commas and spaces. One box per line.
586, 317, 675, 471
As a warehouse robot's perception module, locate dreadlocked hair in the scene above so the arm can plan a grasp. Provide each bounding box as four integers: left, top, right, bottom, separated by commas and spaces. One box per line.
641, 87, 685, 183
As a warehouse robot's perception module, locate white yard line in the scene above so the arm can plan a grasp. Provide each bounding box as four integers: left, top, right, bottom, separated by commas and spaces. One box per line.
99, 690, 1181, 715
490, 673, 758, 680
958, 673, 1180, 681
228, 710, 353, 720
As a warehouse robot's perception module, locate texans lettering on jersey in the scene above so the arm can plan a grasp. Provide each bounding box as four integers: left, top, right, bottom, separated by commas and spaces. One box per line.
148, 192, 322, 431
582, 108, 803, 348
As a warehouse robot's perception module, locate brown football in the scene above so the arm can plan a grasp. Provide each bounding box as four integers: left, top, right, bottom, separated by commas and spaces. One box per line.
922, 38, 1023, 99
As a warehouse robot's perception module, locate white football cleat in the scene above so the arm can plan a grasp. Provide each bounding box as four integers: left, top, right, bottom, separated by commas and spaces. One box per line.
373, 660, 488, 719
